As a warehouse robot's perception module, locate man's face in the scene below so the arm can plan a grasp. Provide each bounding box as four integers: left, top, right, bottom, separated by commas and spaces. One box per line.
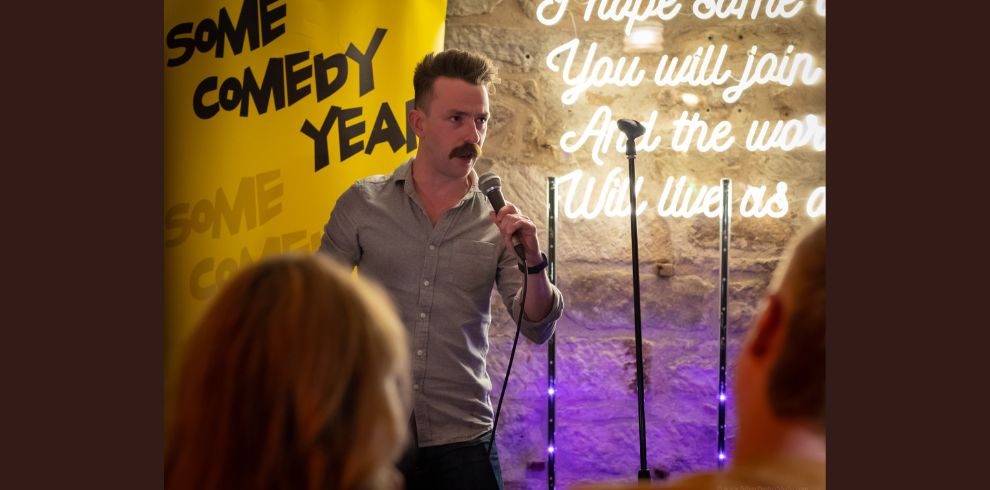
413, 76, 490, 179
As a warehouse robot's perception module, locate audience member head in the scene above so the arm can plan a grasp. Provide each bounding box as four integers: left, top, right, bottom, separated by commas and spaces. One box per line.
735, 220, 826, 458
166, 254, 410, 490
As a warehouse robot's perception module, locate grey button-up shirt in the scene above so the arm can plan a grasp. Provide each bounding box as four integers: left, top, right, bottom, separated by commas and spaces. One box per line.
319, 157, 564, 447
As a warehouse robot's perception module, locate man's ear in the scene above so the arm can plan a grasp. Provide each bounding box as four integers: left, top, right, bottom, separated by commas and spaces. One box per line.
749, 293, 783, 359
409, 108, 427, 138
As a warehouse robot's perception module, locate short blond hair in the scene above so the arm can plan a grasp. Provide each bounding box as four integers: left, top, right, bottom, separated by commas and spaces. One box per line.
166, 254, 410, 490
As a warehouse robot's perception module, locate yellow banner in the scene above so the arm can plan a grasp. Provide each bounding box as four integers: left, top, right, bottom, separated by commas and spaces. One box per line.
164, 0, 446, 386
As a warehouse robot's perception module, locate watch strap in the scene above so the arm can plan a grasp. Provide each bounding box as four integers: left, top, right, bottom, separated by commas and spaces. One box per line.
517, 252, 549, 274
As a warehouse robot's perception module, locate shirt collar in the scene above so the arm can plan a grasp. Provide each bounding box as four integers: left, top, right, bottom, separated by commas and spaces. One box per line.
396, 157, 482, 201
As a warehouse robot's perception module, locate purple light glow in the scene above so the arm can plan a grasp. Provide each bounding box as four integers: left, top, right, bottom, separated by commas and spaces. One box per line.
548, 387, 556, 396
719, 393, 726, 402
548, 446, 556, 453
718, 452, 726, 461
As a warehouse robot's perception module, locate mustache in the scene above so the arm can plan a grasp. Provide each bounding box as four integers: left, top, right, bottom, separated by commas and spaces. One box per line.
449, 143, 482, 160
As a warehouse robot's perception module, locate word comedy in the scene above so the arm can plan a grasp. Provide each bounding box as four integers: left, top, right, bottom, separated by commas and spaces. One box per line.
165, 0, 415, 172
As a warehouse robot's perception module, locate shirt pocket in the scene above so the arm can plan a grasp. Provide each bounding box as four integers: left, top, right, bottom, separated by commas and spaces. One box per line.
447, 239, 497, 295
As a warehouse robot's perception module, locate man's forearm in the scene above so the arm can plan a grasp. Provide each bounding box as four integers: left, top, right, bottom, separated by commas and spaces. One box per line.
523, 272, 554, 321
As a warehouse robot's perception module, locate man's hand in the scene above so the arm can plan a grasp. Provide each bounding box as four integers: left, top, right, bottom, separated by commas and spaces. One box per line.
489, 203, 543, 264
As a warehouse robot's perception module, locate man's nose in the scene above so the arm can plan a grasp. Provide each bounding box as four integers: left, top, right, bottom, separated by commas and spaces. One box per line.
464, 122, 482, 144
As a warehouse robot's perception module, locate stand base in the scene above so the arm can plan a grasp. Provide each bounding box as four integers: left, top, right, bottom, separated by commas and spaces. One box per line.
637, 469, 651, 481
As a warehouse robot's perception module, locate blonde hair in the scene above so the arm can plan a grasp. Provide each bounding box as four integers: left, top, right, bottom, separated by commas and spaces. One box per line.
166, 254, 410, 490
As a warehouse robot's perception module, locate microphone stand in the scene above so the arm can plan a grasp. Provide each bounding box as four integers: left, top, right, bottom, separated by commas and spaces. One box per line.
617, 119, 650, 481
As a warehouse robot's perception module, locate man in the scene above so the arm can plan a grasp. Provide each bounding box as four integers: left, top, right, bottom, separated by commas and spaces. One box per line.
582, 220, 826, 490
319, 49, 564, 490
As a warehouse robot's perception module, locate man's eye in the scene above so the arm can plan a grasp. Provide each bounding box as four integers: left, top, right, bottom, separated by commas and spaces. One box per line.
449, 115, 461, 123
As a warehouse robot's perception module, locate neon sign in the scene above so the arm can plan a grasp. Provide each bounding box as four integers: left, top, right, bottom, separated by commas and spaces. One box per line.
536, 1, 825, 33
535, 0, 826, 219
561, 105, 825, 165
556, 169, 816, 220
546, 39, 822, 106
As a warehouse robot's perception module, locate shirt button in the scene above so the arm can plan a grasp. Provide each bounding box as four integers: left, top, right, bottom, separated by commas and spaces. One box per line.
423, 280, 430, 286
420, 312, 426, 319
429, 244, 436, 250
417, 349, 424, 356
413, 384, 420, 390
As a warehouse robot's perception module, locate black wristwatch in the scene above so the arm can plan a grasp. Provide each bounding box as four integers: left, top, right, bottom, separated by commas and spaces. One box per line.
517, 252, 549, 274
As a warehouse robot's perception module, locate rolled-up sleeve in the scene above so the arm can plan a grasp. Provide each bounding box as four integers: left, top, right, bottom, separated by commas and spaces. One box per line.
495, 248, 564, 345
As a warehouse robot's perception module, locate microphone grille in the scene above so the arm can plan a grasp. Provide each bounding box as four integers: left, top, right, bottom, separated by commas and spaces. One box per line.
479, 172, 502, 194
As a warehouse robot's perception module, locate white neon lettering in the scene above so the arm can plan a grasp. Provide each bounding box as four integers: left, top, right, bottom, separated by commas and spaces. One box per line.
535, 2, 825, 222
745, 115, 825, 152
560, 106, 615, 165
560, 105, 661, 165
653, 44, 732, 87
562, 110, 825, 155
584, 0, 681, 35
777, 118, 807, 151
739, 186, 761, 217
671, 111, 735, 152
701, 119, 734, 152
750, 0, 764, 20
549, 40, 819, 105
557, 167, 648, 219
658, 176, 725, 218
693, 0, 742, 20
765, 182, 789, 218
692, 0, 804, 20
702, 186, 723, 217
769, 0, 805, 18
546, 38, 646, 105
547, 39, 586, 105
792, 52, 825, 85
808, 115, 826, 151
559, 167, 804, 220
739, 182, 789, 218
536, 0, 569, 26
723, 45, 823, 103
559, 168, 607, 219
806, 186, 826, 217
604, 172, 649, 217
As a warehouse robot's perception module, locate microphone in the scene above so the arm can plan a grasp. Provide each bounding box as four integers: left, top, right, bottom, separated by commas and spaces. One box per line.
617, 118, 646, 156
479, 172, 527, 260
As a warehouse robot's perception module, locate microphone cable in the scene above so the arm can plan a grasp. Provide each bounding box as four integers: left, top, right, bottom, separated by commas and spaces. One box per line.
488, 255, 527, 456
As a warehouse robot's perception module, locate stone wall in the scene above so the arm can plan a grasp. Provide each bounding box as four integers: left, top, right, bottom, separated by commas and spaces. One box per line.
444, 1, 825, 488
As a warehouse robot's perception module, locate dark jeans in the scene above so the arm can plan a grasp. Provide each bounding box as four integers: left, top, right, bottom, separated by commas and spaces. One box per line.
397, 420, 503, 490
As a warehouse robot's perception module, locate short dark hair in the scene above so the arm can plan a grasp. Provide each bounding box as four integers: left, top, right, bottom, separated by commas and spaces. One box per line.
413, 49, 499, 111
767, 221, 826, 431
